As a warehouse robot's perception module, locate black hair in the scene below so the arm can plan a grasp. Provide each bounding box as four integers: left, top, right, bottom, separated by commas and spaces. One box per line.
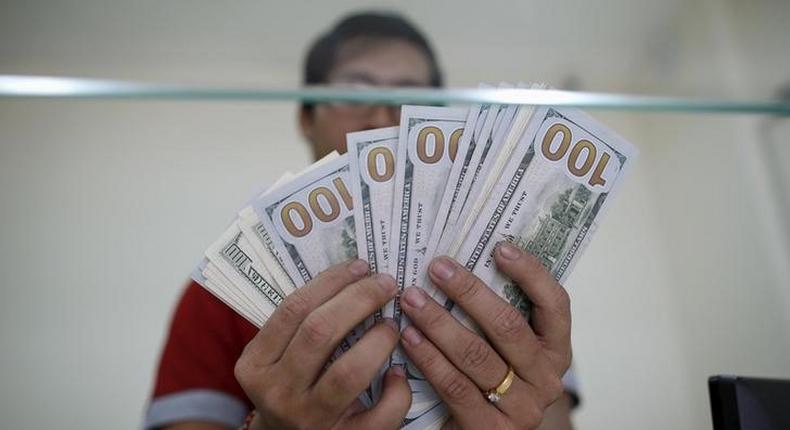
302, 11, 443, 111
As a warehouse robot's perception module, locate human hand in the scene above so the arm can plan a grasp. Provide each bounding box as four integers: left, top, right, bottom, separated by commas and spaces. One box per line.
235, 259, 411, 430
400, 243, 572, 430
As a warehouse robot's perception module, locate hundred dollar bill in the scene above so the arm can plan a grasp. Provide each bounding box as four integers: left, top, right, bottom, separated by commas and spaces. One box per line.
238, 153, 341, 292
445, 102, 539, 262
438, 85, 519, 245
193, 258, 265, 327
384, 105, 467, 430
420, 103, 486, 259
414, 101, 495, 296
444, 84, 547, 263
205, 221, 284, 322
423, 102, 521, 300
451, 102, 519, 232
238, 174, 297, 295
196, 171, 302, 324
346, 126, 399, 402
254, 154, 358, 286
451, 107, 637, 319
417, 83, 498, 270
205, 260, 261, 323
385, 105, 468, 325
238, 206, 295, 292
346, 126, 399, 314
196, 155, 340, 323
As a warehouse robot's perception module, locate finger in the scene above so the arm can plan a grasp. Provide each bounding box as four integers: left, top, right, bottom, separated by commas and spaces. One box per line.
493, 243, 571, 369
280, 273, 397, 386
339, 398, 367, 420
244, 259, 370, 366
400, 325, 500, 429
312, 320, 400, 414
401, 287, 541, 416
428, 257, 541, 371
401, 287, 507, 388
344, 366, 411, 430
427, 256, 562, 407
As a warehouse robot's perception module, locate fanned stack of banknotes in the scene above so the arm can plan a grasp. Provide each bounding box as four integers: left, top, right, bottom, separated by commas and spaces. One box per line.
193, 86, 638, 429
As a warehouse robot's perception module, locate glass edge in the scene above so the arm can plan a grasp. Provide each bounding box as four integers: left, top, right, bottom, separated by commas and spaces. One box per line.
0, 75, 788, 115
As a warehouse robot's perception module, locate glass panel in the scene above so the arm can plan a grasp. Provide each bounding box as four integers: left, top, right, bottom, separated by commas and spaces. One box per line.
1, 75, 789, 115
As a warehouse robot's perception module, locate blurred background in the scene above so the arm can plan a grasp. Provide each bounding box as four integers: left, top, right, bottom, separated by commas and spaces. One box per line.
1, 0, 789, 428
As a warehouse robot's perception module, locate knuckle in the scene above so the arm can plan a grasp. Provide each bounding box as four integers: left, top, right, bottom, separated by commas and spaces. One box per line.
492, 305, 528, 343
316, 264, 349, 287
300, 311, 336, 347
354, 277, 387, 306
439, 373, 475, 404
523, 403, 545, 429
254, 390, 309, 430
271, 408, 308, 430
375, 321, 400, 345
423, 306, 449, 331
233, 355, 253, 388
452, 272, 481, 305
550, 349, 573, 375
546, 286, 572, 331
542, 375, 564, 406
318, 267, 346, 284
522, 416, 542, 430
418, 348, 441, 373
279, 291, 311, 323
298, 419, 320, 430
322, 361, 358, 395
261, 383, 290, 411
490, 417, 515, 430
554, 286, 571, 312
461, 338, 492, 371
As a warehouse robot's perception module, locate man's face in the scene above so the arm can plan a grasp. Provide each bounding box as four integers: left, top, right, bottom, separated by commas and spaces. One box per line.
299, 38, 433, 160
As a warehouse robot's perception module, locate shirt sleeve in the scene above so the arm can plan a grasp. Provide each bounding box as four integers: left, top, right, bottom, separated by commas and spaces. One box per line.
144, 281, 258, 429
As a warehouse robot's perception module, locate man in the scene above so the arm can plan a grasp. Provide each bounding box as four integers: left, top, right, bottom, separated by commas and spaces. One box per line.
146, 12, 576, 430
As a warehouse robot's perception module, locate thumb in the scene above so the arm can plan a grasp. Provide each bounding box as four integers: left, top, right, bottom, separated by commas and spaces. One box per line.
344, 365, 411, 429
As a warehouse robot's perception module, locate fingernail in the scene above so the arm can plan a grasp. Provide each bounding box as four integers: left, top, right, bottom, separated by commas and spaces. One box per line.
498, 243, 522, 260
374, 274, 396, 293
383, 318, 399, 332
390, 364, 406, 377
402, 326, 422, 346
349, 259, 369, 277
430, 257, 456, 281
403, 287, 426, 309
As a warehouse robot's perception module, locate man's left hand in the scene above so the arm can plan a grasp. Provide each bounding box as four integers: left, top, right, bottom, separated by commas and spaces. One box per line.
400, 243, 572, 430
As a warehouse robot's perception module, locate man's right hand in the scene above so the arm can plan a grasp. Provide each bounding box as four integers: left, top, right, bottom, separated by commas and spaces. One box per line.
234, 259, 411, 430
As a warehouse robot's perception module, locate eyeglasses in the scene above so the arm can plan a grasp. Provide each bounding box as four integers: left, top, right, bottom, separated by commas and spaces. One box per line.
321, 78, 407, 119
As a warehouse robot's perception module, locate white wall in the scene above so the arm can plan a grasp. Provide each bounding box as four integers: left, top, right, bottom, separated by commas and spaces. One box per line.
1, 1, 788, 429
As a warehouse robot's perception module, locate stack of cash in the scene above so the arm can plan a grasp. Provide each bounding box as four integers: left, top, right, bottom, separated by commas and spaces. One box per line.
193, 92, 637, 428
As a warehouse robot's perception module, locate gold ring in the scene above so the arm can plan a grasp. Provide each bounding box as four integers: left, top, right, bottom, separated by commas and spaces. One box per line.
484, 366, 515, 403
